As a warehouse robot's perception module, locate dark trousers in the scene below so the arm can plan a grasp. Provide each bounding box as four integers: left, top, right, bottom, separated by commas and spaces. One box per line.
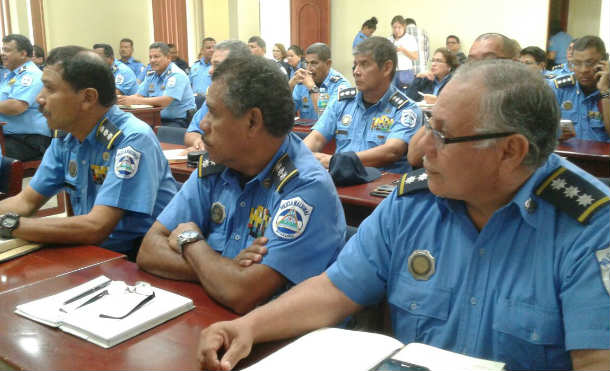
4, 134, 51, 161
161, 118, 187, 128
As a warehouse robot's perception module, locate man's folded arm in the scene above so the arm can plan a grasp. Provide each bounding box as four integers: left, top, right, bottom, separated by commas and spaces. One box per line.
356, 138, 408, 168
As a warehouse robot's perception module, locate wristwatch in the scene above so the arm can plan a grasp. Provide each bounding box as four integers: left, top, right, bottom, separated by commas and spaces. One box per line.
176, 230, 203, 256
0, 212, 20, 239
309, 86, 320, 94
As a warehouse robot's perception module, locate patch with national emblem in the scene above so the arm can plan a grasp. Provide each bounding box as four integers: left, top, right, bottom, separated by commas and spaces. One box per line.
272, 197, 312, 240
114, 146, 141, 179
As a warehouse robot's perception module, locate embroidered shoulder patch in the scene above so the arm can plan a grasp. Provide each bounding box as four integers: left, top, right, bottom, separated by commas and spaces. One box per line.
114, 146, 141, 179
397, 168, 429, 197
596, 247, 610, 296
272, 197, 313, 239
535, 166, 610, 224
167, 76, 177, 88
21, 75, 32, 87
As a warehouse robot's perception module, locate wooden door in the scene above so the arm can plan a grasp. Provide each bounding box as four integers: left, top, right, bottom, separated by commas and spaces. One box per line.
290, 0, 330, 50
152, 0, 189, 62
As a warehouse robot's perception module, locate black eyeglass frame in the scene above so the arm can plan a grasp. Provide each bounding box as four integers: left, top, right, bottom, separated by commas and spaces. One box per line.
424, 120, 516, 146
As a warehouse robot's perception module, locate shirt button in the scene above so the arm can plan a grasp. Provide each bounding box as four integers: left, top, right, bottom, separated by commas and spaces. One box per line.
470, 297, 477, 306
81, 160, 86, 165
410, 303, 418, 310
479, 248, 486, 256
234, 234, 240, 241
240, 201, 246, 207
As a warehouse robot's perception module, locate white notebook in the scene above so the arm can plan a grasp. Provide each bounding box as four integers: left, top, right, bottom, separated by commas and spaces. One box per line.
0, 237, 41, 262
15, 275, 195, 348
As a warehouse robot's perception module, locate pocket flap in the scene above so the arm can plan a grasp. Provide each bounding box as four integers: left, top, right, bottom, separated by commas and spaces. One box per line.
388, 276, 451, 321
493, 297, 563, 345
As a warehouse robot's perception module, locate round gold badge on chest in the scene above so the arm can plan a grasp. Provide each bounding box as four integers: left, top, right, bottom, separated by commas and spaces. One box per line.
407, 250, 435, 280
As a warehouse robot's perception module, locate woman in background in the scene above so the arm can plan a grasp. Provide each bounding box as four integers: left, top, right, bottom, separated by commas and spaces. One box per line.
389, 15, 418, 90
405, 47, 458, 104
353, 17, 378, 49
272, 43, 292, 77
286, 45, 304, 79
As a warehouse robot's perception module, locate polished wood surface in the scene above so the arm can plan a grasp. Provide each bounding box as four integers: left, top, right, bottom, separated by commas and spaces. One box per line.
337, 173, 400, 226
0, 258, 284, 370
161, 142, 193, 183
555, 138, 610, 177
121, 106, 163, 128
0, 246, 124, 295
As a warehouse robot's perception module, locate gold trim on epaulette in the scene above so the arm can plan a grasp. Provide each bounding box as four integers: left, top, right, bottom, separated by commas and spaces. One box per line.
197, 154, 204, 178
398, 173, 408, 196
277, 169, 298, 193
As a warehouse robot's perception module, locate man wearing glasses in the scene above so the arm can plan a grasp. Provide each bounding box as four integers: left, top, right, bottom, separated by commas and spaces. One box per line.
197, 60, 610, 371
549, 36, 610, 142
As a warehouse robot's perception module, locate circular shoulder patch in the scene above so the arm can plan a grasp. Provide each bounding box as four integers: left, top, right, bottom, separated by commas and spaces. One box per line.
167, 76, 177, 88
272, 197, 313, 240
114, 146, 142, 179
400, 109, 417, 127
21, 75, 33, 87
115, 74, 125, 85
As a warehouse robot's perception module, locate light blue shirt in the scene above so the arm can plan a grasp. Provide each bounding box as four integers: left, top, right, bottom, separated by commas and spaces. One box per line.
136, 62, 196, 120
0, 61, 50, 136
186, 104, 207, 134
292, 68, 350, 121
119, 57, 146, 83
157, 133, 346, 286
549, 31, 572, 65
353, 31, 368, 50
312, 86, 423, 173
327, 154, 610, 370
112, 60, 138, 95
29, 106, 178, 252
189, 58, 212, 95
549, 78, 609, 142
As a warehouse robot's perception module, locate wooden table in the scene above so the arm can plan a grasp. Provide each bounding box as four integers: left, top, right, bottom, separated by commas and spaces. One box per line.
161, 142, 193, 183
0, 258, 286, 370
292, 123, 336, 154
555, 138, 610, 178
121, 106, 163, 128
336, 173, 400, 226
0, 245, 124, 295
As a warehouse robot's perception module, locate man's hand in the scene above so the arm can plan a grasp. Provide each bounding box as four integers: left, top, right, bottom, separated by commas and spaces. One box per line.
595, 60, 609, 92
117, 95, 138, 106
313, 152, 332, 169
233, 237, 268, 267
293, 68, 315, 90
168, 222, 203, 253
198, 321, 254, 371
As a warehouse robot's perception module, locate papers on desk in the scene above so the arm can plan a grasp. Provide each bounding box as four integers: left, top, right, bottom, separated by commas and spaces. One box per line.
15, 275, 194, 348
118, 104, 155, 109
0, 238, 41, 262
243, 328, 504, 371
163, 148, 188, 163
416, 102, 434, 109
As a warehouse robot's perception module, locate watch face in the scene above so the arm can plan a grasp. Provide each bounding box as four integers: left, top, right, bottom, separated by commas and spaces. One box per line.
2, 218, 17, 229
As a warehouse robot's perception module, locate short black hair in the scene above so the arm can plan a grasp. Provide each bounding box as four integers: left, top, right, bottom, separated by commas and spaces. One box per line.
446, 34, 460, 44
362, 17, 378, 30
520, 46, 546, 64
288, 45, 304, 57
46, 46, 117, 107
353, 36, 397, 79
92, 43, 114, 59
33, 45, 45, 59
149, 42, 169, 55
405, 18, 416, 25
390, 15, 406, 26
167, 43, 177, 49
573, 35, 606, 56
305, 43, 331, 61
215, 40, 251, 59
2, 34, 33, 57
202, 37, 216, 46
248, 36, 266, 50
120, 38, 133, 47
212, 55, 294, 137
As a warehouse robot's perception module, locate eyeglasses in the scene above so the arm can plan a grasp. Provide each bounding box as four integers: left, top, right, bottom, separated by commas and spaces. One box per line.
431, 58, 447, 64
568, 59, 600, 70
424, 120, 515, 149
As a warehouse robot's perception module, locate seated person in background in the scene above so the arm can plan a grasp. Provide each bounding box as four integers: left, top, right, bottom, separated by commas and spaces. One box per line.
137, 55, 346, 314
303, 36, 423, 173
248, 36, 288, 77
92, 43, 138, 96
32, 45, 45, 70
189, 37, 216, 97
272, 43, 292, 79
519, 46, 548, 75
547, 20, 572, 67
446, 34, 466, 64
405, 47, 458, 104
197, 59, 610, 371
184, 40, 251, 151
168, 43, 189, 73
548, 39, 576, 77
0, 34, 51, 161
290, 42, 350, 120
118, 38, 146, 84
549, 35, 610, 142
0, 46, 177, 260
286, 45, 304, 79
118, 42, 196, 128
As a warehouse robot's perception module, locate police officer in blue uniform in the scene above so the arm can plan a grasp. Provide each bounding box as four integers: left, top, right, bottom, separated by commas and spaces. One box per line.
550, 36, 610, 142
118, 38, 146, 83
92, 43, 138, 96
290, 43, 350, 121
189, 37, 216, 96
353, 17, 377, 49
184, 40, 252, 150
304, 37, 423, 174
0, 46, 177, 260
0, 34, 50, 161
197, 60, 610, 371
118, 42, 196, 128
137, 55, 346, 315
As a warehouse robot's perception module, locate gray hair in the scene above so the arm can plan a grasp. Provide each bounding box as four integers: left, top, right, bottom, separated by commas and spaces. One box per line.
353, 36, 397, 79
453, 59, 559, 168
474, 33, 518, 60
306, 42, 331, 61
214, 40, 251, 59
149, 42, 169, 55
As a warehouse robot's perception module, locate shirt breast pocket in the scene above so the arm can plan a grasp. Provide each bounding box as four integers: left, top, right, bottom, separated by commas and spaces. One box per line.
367, 130, 388, 147
335, 128, 352, 149
492, 297, 565, 370
388, 274, 451, 343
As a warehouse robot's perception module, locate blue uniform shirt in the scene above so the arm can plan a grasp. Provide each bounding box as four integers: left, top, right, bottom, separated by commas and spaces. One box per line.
189, 58, 212, 95
549, 31, 572, 65
137, 62, 196, 120
112, 60, 138, 95
327, 154, 610, 370
292, 68, 350, 121
119, 57, 146, 83
353, 31, 368, 49
157, 133, 346, 286
186, 104, 207, 134
29, 106, 178, 252
312, 86, 423, 173
0, 61, 50, 136
549, 77, 609, 142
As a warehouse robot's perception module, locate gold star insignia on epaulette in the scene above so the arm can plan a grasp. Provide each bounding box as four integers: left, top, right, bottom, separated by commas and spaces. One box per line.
536, 166, 610, 224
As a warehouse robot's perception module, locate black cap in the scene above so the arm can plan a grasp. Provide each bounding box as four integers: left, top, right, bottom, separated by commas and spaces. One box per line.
329, 151, 381, 186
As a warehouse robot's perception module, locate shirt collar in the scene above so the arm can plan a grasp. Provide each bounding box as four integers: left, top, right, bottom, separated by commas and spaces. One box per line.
320, 68, 337, 89
157, 62, 174, 78
356, 84, 396, 111
82, 106, 119, 145
10, 61, 28, 74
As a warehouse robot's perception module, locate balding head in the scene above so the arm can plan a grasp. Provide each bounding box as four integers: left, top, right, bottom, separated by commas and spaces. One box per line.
468, 33, 518, 61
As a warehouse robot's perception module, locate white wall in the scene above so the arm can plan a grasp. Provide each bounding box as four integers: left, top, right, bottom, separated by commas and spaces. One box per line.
599, 0, 609, 48
567, 0, 602, 39
260, 0, 290, 58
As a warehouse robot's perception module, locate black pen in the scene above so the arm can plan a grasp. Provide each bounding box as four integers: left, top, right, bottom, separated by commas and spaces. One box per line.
62, 279, 112, 305
74, 289, 108, 310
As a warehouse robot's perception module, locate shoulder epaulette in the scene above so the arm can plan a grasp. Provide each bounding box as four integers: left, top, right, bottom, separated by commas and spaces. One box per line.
544, 73, 556, 79
397, 168, 429, 197
146, 69, 155, 76
95, 118, 123, 150
53, 129, 68, 139
553, 74, 575, 89
17, 65, 27, 74
535, 166, 610, 224
133, 59, 142, 64
197, 152, 225, 178
338, 87, 357, 101
389, 91, 409, 110
329, 75, 341, 83
112, 65, 118, 73
552, 64, 564, 71
271, 153, 299, 193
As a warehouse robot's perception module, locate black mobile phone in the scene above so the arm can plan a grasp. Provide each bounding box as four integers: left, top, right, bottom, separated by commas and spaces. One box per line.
369, 358, 431, 371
